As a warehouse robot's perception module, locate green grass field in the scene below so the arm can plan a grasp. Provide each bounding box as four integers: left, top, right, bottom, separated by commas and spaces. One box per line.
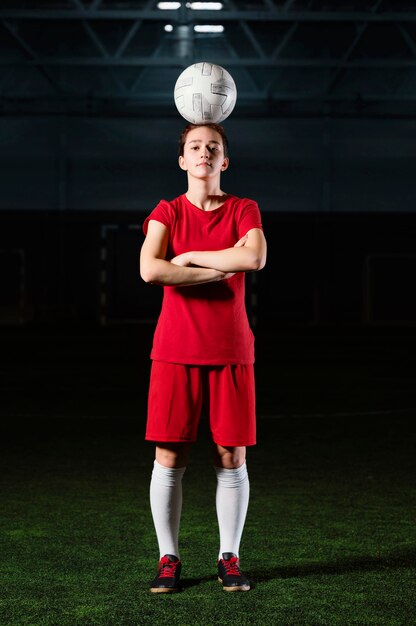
1, 416, 415, 626
1, 328, 416, 625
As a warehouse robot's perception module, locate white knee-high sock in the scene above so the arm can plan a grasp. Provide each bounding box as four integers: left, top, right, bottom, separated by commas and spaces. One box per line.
214, 462, 250, 560
150, 460, 186, 559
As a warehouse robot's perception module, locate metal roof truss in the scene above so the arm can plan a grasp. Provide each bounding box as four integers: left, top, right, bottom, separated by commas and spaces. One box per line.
1, 0, 416, 116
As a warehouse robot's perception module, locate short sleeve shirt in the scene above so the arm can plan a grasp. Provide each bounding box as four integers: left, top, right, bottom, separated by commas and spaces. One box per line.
143, 193, 263, 365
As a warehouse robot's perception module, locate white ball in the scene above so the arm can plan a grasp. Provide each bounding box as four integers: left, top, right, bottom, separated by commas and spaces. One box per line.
174, 62, 237, 124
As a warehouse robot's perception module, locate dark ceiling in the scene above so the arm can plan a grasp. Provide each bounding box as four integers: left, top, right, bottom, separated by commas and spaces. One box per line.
1, 0, 416, 117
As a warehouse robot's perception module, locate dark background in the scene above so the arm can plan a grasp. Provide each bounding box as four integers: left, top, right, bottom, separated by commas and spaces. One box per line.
1, 116, 416, 328
1, 1, 416, 419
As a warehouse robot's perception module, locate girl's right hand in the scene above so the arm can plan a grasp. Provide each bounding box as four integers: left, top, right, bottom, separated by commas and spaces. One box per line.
234, 233, 248, 248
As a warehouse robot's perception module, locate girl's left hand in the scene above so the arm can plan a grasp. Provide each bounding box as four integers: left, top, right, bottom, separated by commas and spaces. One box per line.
170, 252, 192, 266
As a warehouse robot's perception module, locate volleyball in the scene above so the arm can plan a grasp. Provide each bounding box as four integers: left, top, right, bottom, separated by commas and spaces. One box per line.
174, 62, 237, 124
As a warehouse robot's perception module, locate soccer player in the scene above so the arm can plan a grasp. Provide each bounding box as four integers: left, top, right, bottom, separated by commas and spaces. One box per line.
140, 123, 267, 593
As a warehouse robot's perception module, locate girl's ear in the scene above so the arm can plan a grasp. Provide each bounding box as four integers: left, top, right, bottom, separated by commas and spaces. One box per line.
178, 156, 187, 171
221, 158, 230, 172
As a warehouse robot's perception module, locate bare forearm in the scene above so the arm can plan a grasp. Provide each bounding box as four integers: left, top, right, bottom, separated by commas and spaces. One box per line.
189, 247, 262, 272
141, 257, 227, 286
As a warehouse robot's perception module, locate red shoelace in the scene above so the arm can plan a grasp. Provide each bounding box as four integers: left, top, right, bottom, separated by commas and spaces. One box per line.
158, 556, 179, 578
222, 556, 241, 576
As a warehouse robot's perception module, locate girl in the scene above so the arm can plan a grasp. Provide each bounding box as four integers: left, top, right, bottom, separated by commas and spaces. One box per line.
140, 123, 267, 593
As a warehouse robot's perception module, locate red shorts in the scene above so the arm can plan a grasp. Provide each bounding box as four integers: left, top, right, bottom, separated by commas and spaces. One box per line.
145, 361, 256, 447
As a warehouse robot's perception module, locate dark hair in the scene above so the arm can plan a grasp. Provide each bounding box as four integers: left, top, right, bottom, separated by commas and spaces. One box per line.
178, 123, 229, 158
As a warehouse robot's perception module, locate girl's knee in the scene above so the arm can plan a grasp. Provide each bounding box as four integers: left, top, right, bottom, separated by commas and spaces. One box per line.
155, 443, 191, 468
213, 444, 246, 469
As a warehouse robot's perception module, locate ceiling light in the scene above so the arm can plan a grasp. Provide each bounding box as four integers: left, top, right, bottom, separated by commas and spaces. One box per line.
164, 24, 174, 31
187, 2, 223, 9
158, 2, 181, 9
194, 24, 224, 32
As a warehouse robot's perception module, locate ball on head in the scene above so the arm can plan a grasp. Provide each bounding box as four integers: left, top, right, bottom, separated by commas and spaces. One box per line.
174, 62, 237, 124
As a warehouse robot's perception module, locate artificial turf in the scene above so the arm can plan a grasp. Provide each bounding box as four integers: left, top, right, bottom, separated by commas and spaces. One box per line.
1, 415, 415, 626
1, 327, 415, 625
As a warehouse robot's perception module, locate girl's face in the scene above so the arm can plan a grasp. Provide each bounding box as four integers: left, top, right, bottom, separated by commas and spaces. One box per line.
179, 126, 229, 179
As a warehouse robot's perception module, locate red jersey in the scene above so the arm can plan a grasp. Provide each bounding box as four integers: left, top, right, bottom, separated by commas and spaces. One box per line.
143, 194, 263, 365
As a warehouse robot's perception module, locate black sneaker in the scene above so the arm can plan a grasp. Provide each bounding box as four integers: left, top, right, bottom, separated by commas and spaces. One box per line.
150, 554, 182, 593
218, 552, 250, 592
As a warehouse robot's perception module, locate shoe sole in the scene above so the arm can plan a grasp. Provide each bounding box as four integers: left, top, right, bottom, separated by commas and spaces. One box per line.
218, 577, 250, 592
150, 586, 180, 593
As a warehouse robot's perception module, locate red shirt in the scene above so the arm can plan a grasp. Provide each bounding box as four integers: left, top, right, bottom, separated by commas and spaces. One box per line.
143, 194, 263, 365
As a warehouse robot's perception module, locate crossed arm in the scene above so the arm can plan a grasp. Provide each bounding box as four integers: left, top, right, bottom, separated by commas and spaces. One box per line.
140, 219, 267, 287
